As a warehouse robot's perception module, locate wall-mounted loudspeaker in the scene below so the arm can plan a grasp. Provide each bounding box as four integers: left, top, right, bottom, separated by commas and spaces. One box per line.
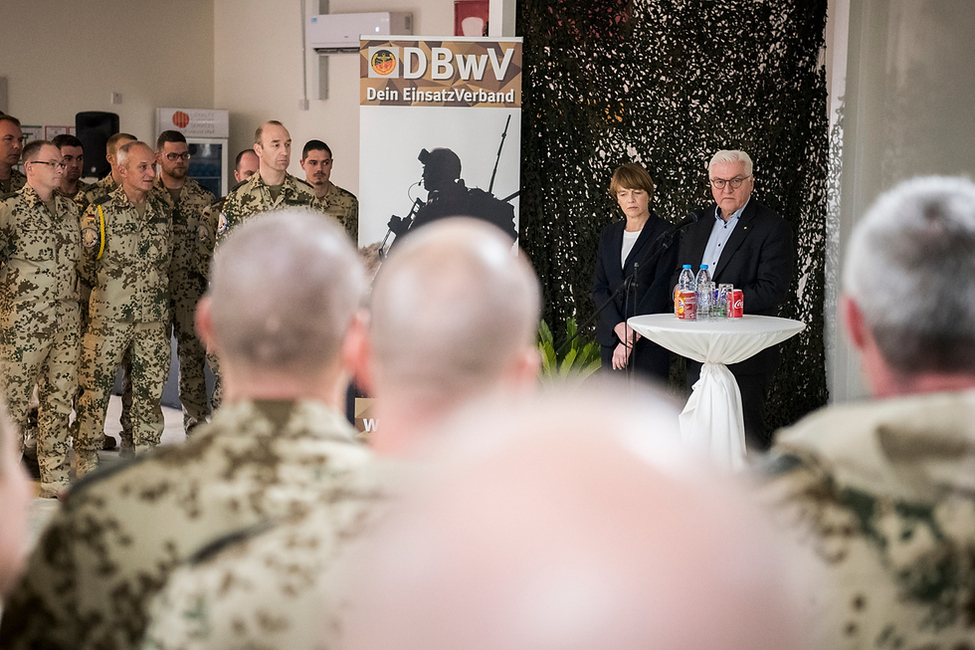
76, 111, 119, 179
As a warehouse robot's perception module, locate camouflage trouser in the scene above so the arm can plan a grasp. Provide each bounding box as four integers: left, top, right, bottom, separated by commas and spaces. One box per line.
171, 274, 208, 431
0, 327, 78, 495
76, 320, 171, 461
207, 349, 223, 412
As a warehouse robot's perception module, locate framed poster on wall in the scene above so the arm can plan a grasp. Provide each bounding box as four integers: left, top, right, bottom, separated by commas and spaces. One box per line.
455, 0, 490, 37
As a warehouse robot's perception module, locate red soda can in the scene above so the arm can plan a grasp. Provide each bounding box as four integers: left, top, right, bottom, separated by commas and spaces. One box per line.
729, 290, 744, 318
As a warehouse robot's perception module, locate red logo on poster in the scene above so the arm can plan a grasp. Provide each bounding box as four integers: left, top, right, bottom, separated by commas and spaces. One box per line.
172, 111, 190, 128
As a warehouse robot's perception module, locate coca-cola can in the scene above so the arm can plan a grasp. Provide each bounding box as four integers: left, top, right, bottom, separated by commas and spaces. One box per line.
729, 289, 744, 318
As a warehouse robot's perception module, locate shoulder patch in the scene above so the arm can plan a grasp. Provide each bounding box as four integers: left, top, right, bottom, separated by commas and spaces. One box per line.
217, 212, 228, 234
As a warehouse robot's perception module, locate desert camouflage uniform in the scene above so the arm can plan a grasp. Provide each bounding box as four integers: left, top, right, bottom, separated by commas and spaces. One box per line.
141, 459, 393, 650
76, 173, 117, 209
74, 186, 172, 469
152, 176, 214, 433
310, 182, 359, 242
203, 172, 314, 410
0, 399, 376, 650
217, 170, 315, 239
58, 179, 93, 203
756, 390, 975, 649
0, 167, 27, 194
0, 185, 81, 496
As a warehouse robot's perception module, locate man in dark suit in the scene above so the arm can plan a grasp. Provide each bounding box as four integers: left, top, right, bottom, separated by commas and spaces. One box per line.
677, 150, 794, 450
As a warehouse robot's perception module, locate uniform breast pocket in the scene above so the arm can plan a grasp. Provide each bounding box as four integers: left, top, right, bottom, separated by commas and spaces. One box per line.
17, 227, 56, 262
112, 223, 140, 261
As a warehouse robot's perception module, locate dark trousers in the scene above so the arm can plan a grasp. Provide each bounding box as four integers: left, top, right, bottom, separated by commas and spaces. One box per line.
686, 354, 777, 452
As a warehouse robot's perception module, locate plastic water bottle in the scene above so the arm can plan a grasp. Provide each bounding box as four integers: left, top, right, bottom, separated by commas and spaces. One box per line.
696, 265, 713, 321
675, 264, 697, 320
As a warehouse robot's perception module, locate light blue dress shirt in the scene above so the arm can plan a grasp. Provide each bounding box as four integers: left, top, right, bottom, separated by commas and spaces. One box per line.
701, 198, 750, 275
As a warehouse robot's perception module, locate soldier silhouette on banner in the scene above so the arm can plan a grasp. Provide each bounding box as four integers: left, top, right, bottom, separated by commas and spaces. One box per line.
387, 147, 517, 247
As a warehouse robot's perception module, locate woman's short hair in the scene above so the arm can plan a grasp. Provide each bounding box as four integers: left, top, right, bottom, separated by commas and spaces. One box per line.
610, 163, 655, 201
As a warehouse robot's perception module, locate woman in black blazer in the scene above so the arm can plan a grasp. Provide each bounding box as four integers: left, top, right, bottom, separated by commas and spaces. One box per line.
591, 163, 677, 381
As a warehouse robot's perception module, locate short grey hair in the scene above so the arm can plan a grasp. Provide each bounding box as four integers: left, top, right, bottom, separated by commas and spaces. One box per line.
370, 218, 541, 402
844, 176, 975, 372
116, 141, 152, 168
708, 150, 753, 177
209, 210, 366, 377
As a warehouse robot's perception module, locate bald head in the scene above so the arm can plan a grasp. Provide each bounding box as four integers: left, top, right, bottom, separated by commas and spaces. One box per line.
340, 388, 806, 650
369, 218, 541, 405
206, 210, 366, 382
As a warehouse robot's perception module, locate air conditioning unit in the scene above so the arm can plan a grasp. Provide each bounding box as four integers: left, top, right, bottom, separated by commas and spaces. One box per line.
307, 12, 413, 53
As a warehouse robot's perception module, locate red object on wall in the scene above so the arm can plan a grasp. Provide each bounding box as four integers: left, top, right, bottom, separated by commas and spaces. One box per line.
172, 111, 190, 129
455, 0, 490, 37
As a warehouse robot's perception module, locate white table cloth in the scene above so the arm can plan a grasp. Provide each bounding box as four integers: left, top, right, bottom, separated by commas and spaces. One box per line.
628, 313, 805, 471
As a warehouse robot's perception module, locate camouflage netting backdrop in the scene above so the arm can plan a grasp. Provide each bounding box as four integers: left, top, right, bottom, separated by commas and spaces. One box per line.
517, 0, 829, 428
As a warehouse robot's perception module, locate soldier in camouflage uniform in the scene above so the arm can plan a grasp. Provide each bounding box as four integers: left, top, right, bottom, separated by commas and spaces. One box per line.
300, 139, 359, 241
140, 220, 543, 650
153, 130, 215, 434
73, 141, 172, 473
758, 176, 975, 649
0, 210, 374, 650
75, 132, 137, 210
75, 133, 139, 451
0, 114, 26, 194
0, 141, 82, 497
205, 122, 314, 410
216, 121, 314, 238
52, 133, 92, 201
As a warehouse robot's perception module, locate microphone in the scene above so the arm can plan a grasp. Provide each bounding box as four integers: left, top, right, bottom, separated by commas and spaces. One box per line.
668, 209, 701, 233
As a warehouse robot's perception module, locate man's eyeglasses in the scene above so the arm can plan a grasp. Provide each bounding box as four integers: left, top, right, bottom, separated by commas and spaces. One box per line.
165, 152, 191, 161
29, 160, 66, 170
709, 176, 750, 190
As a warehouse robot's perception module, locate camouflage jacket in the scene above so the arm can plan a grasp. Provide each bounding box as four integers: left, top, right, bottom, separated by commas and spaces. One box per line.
0, 399, 375, 650
218, 171, 315, 239
0, 184, 82, 334
0, 167, 27, 194
150, 176, 214, 288
756, 390, 975, 649
57, 179, 93, 202
79, 186, 172, 323
141, 461, 390, 650
310, 182, 359, 242
197, 196, 224, 281
76, 173, 118, 210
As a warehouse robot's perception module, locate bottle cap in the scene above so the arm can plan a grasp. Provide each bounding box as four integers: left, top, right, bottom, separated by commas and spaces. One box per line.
700, 264, 708, 269
683, 264, 691, 269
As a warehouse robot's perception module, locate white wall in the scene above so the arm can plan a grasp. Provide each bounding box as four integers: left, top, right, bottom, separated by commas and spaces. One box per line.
214, 0, 456, 195
826, 0, 975, 402
0, 0, 214, 146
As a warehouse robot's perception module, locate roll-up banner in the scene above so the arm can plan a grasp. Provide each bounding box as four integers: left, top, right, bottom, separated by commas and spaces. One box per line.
359, 37, 523, 251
